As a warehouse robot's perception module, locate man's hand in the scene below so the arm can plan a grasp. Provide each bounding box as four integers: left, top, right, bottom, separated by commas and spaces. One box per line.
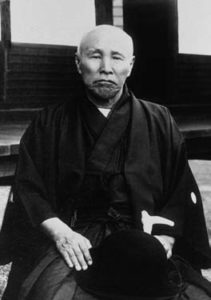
141, 211, 175, 258
41, 218, 92, 271
154, 235, 175, 259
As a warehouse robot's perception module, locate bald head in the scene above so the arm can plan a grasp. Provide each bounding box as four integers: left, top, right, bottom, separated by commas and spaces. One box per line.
77, 25, 134, 59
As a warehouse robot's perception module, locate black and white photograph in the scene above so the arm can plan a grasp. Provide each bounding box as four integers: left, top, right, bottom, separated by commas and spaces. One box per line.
0, 0, 211, 299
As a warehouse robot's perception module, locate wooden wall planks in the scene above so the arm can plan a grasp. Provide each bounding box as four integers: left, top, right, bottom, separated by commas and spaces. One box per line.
1, 43, 81, 105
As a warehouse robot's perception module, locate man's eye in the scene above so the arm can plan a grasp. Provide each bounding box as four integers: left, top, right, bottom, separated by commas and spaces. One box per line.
113, 56, 123, 60
91, 55, 101, 59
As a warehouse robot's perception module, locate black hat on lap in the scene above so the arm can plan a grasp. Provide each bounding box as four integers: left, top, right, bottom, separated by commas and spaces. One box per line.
75, 230, 183, 300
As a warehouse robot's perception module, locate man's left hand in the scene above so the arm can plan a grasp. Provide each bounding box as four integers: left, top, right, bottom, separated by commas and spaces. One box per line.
154, 235, 175, 259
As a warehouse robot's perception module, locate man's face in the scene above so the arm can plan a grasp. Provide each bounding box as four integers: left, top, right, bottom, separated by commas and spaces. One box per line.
76, 29, 134, 101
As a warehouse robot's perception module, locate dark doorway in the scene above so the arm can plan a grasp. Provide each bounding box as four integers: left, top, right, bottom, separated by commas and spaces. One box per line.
123, 0, 178, 104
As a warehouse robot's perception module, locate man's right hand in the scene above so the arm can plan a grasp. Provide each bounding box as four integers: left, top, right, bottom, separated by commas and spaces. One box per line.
40, 217, 93, 271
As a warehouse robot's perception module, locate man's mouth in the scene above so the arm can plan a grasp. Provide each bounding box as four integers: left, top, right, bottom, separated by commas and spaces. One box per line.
93, 80, 116, 85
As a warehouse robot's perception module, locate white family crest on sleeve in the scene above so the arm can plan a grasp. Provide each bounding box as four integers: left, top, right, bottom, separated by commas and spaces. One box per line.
141, 210, 175, 234
190, 192, 197, 204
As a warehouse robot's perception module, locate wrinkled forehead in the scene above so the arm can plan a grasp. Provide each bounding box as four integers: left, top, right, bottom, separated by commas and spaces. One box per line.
79, 27, 134, 58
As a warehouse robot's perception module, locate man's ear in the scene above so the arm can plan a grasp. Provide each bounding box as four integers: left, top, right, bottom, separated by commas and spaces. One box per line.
75, 53, 82, 74
127, 55, 135, 77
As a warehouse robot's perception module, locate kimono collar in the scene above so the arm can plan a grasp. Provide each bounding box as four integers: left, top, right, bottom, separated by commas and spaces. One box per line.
59, 85, 131, 196
79, 85, 130, 140
84, 85, 131, 171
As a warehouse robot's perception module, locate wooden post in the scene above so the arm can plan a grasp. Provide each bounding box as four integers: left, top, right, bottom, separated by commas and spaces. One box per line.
94, 0, 113, 25
0, 0, 11, 102
1, 0, 11, 48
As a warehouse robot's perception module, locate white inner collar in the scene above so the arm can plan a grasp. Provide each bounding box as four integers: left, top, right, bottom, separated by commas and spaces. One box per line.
97, 107, 111, 117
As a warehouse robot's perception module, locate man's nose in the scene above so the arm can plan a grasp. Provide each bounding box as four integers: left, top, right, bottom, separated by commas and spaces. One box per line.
99, 57, 113, 74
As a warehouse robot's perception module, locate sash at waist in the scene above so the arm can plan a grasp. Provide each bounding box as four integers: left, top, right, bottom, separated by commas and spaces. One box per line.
70, 207, 133, 228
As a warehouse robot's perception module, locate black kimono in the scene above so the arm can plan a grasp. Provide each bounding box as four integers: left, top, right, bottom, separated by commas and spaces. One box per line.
3, 87, 211, 299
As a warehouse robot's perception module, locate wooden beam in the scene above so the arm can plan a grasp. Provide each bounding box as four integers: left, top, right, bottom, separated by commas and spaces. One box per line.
95, 0, 113, 25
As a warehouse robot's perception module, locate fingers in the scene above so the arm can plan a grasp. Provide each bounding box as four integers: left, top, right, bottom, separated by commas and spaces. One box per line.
74, 244, 91, 270
159, 238, 171, 258
59, 248, 74, 269
69, 246, 85, 271
56, 234, 92, 271
154, 235, 174, 259
162, 243, 172, 259
70, 239, 93, 270
166, 248, 172, 259
79, 241, 93, 266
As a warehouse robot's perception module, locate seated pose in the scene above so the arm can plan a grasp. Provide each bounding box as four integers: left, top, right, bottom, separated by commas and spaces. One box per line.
3, 25, 211, 300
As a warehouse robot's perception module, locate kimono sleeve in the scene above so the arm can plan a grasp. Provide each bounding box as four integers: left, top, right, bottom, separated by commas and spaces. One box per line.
152, 111, 189, 238
14, 111, 58, 227
152, 108, 211, 267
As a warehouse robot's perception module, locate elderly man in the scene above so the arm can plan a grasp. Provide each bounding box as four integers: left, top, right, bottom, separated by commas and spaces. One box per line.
3, 25, 211, 299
